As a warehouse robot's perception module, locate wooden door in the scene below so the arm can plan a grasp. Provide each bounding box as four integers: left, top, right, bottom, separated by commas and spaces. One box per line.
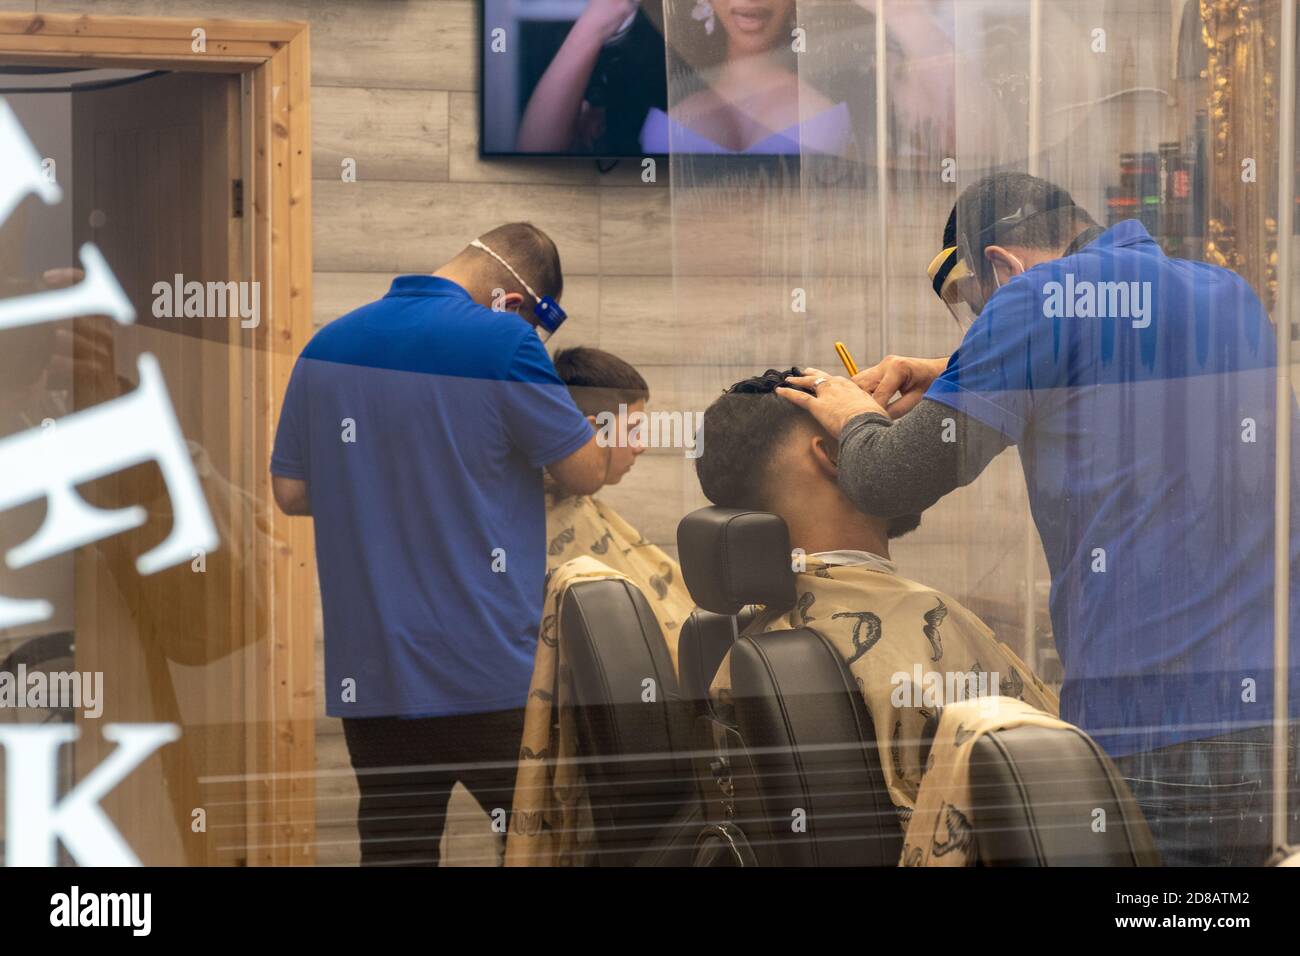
70, 70, 254, 866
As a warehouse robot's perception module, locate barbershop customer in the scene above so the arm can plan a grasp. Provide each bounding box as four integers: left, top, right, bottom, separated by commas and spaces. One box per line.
271, 223, 610, 866
783, 173, 1300, 866
546, 346, 695, 667
697, 368, 1058, 813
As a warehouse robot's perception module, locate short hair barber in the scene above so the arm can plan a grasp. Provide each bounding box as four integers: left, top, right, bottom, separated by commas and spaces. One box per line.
271, 222, 610, 866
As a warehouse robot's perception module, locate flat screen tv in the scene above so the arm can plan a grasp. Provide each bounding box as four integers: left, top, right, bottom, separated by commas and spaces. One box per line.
479, 0, 882, 159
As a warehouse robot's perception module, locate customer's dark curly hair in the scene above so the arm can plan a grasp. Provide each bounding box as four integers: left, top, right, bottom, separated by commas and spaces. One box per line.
696, 367, 922, 539
695, 368, 816, 512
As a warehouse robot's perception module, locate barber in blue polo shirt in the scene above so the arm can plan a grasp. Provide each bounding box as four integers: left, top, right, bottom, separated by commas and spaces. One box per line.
270, 222, 609, 866
782, 173, 1300, 866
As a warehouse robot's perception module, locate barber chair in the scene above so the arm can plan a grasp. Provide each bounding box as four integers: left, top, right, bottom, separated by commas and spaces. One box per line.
677, 605, 754, 790
964, 723, 1159, 865
678, 507, 902, 866
556, 577, 700, 865
675, 506, 1159, 867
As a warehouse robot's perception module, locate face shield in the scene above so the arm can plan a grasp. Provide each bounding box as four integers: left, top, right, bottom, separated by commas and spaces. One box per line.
531, 296, 567, 342
929, 197, 1075, 332
927, 244, 985, 333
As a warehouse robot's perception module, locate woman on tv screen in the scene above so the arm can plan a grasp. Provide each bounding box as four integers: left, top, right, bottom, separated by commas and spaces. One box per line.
515, 0, 862, 157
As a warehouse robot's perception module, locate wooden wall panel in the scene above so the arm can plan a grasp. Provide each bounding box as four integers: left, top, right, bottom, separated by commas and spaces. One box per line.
313, 180, 601, 274
311, 271, 397, 329
598, 188, 673, 277
310, 0, 475, 91
313, 87, 449, 182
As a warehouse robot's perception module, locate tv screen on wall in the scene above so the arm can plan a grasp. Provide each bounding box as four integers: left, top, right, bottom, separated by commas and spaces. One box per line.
478, 0, 882, 159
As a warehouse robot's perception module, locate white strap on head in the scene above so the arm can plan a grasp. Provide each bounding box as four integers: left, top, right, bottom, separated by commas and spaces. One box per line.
470, 238, 540, 304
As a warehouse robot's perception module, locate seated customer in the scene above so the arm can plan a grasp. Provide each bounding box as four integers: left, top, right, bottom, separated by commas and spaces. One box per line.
697, 368, 1058, 813
546, 347, 694, 669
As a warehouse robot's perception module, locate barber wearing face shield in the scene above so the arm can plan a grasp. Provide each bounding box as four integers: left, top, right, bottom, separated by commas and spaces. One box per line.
271, 223, 610, 866
781, 172, 1300, 867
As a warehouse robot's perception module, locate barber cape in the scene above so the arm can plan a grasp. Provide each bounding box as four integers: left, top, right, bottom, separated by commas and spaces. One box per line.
901, 696, 1073, 867
505, 556, 619, 867
544, 484, 694, 673
711, 555, 1058, 814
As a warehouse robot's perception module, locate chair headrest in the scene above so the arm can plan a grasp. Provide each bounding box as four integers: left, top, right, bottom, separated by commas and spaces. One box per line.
676, 507, 797, 616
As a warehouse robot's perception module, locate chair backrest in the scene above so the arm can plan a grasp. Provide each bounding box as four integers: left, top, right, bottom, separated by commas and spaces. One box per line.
677, 606, 756, 703
677, 506, 901, 866
678, 506, 796, 615
727, 625, 903, 866
559, 578, 695, 865
967, 723, 1160, 866
677, 605, 756, 825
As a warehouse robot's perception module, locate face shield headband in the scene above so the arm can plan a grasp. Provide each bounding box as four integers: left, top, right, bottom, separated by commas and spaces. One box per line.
927, 197, 1077, 332
469, 238, 567, 338
927, 244, 980, 333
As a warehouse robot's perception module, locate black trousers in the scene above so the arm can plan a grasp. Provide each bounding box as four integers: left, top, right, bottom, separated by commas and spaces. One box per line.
342, 708, 526, 867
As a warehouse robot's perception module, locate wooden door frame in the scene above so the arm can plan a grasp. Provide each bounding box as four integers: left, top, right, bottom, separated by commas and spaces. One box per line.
0, 13, 314, 866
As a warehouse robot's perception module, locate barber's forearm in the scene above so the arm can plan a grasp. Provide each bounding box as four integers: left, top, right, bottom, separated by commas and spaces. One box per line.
547, 437, 610, 496
837, 399, 1004, 517
837, 415, 951, 517
272, 475, 312, 515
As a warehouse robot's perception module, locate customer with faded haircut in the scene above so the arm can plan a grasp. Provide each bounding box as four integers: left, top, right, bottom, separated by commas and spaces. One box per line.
696, 368, 1057, 817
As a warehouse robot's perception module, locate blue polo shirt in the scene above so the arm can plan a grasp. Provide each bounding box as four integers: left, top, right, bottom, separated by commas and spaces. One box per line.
928, 220, 1300, 757
271, 276, 593, 718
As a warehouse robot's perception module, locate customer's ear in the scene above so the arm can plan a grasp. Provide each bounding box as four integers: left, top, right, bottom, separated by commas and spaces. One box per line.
810, 434, 840, 478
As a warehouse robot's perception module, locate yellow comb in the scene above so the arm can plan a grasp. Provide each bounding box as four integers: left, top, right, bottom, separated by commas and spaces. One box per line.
834, 341, 859, 377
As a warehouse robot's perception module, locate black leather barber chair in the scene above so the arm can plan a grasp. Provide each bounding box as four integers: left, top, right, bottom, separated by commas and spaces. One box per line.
676, 506, 1158, 867
965, 723, 1160, 865
678, 507, 902, 866
676, 605, 754, 803
557, 577, 700, 865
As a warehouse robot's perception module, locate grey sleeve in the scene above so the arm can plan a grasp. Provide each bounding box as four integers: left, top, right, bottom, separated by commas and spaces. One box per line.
835, 398, 1012, 518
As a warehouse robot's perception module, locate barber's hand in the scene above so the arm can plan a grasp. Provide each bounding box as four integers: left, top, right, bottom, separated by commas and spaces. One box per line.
853, 354, 949, 419
778, 368, 888, 437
